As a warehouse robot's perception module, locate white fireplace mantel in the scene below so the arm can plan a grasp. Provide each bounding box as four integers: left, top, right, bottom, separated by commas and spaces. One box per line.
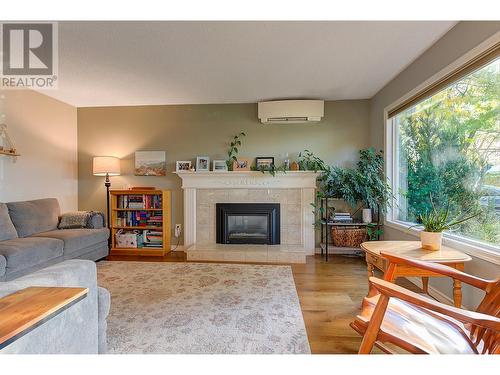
175, 171, 319, 257
175, 171, 319, 189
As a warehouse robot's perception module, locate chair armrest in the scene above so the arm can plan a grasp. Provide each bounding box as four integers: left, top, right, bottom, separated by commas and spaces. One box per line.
381, 252, 497, 292
369, 276, 500, 332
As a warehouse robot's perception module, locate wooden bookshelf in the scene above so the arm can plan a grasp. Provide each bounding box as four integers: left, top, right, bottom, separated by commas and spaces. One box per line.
109, 189, 171, 256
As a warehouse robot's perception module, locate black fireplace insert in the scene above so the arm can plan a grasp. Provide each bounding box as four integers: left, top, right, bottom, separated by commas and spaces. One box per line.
216, 203, 280, 245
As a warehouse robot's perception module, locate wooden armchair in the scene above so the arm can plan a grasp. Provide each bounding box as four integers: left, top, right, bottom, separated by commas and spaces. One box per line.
350, 252, 500, 354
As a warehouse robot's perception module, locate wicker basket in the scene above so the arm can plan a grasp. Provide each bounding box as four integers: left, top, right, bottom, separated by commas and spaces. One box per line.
331, 227, 367, 248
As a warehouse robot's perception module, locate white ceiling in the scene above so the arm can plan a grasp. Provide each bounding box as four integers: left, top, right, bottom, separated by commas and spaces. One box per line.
40, 21, 457, 107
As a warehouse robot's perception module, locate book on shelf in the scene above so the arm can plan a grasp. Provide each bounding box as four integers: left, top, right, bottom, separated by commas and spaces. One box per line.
330, 212, 353, 223
117, 194, 162, 209
143, 230, 163, 247
116, 211, 163, 227
143, 243, 163, 248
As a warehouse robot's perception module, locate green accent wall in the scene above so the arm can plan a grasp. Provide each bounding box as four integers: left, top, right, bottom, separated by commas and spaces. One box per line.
77, 100, 370, 244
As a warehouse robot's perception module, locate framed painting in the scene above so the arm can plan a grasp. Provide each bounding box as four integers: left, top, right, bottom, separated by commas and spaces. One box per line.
135, 151, 166, 176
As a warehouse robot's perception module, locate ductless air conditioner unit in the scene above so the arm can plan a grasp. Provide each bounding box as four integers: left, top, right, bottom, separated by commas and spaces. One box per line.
257, 100, 324, 124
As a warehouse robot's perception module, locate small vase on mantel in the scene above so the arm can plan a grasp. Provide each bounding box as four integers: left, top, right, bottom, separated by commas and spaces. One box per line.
420, 231, 442, 251
362, 208, 372, 223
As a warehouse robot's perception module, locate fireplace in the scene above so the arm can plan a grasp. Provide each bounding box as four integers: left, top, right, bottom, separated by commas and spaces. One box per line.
216, 203, 280, 245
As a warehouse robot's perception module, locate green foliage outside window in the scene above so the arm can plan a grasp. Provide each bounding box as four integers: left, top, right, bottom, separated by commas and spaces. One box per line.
396, 58, 500, 245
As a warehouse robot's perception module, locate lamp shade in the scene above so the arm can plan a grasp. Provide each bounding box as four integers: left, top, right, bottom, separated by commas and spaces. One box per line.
93, 156, 121, 176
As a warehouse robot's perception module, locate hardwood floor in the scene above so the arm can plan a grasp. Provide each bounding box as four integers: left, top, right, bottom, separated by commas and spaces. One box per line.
291, 254, 370, 353
105, 252, 419, 354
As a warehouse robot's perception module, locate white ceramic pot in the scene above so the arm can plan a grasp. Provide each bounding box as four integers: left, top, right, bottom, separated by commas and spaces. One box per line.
362, 208, 372, 223
420, 231, 442, 251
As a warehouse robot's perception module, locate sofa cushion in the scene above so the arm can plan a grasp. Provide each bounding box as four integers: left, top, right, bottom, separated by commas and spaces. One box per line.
33, 228, 109, 255
58, 211, 104, 229
0, 202, 18, 241
7, 198, 60, 238
0, 237, 64, 275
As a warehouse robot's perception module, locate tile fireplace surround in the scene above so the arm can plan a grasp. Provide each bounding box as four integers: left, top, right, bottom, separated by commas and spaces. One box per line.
175, 171, 319, 263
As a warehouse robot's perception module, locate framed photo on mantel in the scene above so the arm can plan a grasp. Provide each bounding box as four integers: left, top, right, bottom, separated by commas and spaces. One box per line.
196, 156, 210, 172
176, 160, 192, 172
256, 157, 275, 169
213, 160, 228, 172
232, 157, 251, 171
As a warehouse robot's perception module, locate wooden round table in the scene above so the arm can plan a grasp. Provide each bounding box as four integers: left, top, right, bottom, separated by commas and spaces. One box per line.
360, 241, 472, 307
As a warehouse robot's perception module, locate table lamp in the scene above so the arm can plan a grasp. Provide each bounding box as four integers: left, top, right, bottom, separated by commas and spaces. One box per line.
93, 156, 121, 234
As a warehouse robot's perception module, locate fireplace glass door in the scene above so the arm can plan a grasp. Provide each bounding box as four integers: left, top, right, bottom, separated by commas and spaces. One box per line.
227, 214, 269, 242
216, 203, 280, 245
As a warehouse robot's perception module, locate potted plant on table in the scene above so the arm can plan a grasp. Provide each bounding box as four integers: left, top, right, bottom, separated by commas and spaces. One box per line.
411, 196, 481, 250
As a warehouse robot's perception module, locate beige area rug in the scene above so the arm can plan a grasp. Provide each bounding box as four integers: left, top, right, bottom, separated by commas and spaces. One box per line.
97, 261, 311, 354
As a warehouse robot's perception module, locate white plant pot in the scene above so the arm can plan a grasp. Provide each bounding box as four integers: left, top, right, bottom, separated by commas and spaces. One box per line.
362, 208, 372, 223
420, 231, 442, 251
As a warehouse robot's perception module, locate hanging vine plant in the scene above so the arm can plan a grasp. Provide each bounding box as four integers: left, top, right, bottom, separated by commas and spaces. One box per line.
251, 163, 288, 176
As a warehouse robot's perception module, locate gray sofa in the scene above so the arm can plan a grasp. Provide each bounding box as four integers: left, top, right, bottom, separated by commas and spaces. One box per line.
0, 198, 109, 281
0, 259, 110, 354
0, 198, 111, 353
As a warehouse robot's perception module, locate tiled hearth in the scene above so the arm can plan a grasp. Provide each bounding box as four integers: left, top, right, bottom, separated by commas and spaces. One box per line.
187, 244, 306, 263
175, 171, 318, 264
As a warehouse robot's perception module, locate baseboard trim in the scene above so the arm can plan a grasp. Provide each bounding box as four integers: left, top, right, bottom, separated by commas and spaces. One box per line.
171, 245, 186, 251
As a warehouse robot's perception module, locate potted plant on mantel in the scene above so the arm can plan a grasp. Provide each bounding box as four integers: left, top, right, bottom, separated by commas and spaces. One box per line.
226, 131, 246, 171
411, 196, 481, 250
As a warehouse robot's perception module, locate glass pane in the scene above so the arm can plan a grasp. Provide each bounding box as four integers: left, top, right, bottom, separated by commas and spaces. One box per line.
393, 57, 500, 248
227, 215, 268, 239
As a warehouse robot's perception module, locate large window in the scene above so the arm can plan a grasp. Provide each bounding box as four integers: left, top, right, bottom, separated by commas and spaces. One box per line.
389, 56, 499, 249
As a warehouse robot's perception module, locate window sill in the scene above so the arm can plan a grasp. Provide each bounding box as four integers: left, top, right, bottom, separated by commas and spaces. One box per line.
384, 220, 500, 266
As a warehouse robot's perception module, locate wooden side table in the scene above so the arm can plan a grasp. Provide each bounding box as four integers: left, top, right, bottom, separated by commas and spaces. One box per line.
0, 286, 88, 350
360, 241, 472, 308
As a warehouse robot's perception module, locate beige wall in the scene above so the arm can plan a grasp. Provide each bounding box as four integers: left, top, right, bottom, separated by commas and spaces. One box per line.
0, 90, 78, 211
370, 21, 500, 308
77, 100, 370, 243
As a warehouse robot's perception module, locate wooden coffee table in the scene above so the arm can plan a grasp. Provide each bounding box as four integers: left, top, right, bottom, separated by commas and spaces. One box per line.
360, 241, 472, 307
0, 287, 88, 350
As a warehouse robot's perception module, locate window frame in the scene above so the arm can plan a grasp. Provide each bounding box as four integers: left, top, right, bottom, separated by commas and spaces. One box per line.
383, 33, 500, 265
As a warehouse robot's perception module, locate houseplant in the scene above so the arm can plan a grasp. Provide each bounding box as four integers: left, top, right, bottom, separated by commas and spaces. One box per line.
314, 148, 391, 222
299, 149, 389, 217
298, 150, 329, 172
411, 195, 481, 250
226, 131, 246, 170
355, 148, 391, 223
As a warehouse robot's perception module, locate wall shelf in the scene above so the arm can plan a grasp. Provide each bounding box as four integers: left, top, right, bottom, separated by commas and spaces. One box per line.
0, 150, 20, 157
0, 124, 19, 158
